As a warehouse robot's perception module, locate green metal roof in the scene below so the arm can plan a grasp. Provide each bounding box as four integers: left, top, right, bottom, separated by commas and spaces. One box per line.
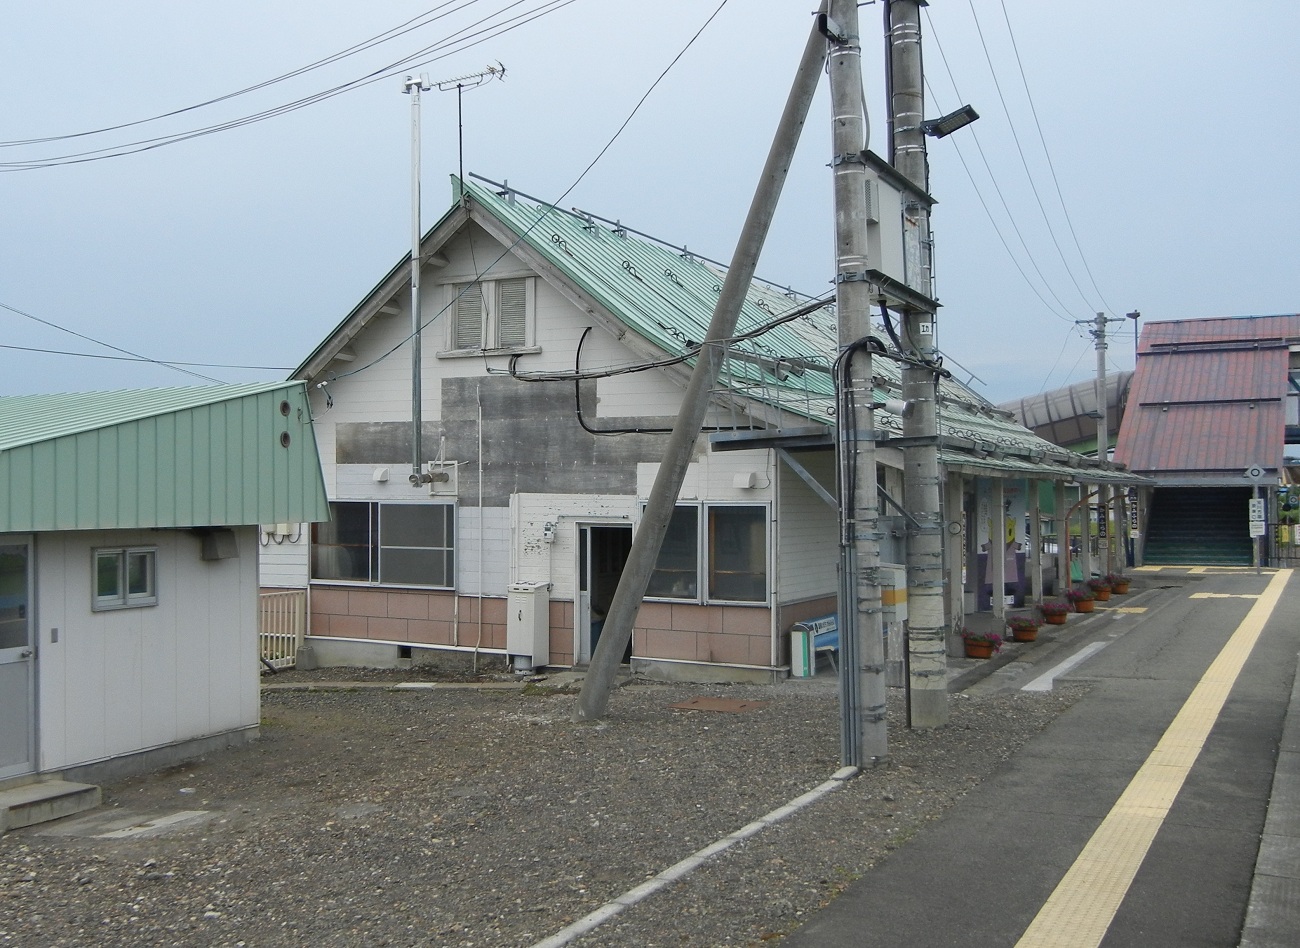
0, 382, 330, 532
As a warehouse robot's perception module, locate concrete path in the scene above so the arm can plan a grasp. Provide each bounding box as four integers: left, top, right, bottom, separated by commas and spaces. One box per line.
784, 567, 1300, 947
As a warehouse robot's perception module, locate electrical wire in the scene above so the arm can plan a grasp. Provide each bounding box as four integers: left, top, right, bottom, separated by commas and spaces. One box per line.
324, 0, 732, 386
997, 0, 1118, 318
1, 0, 579, 171
0, 0, 487, 149
964, 0, 1101, 315
0, 343, 289, 371
0, 299, 224, 383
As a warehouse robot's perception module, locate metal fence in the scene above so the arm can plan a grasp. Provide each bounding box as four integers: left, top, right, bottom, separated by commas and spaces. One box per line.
259, 589, 306, 670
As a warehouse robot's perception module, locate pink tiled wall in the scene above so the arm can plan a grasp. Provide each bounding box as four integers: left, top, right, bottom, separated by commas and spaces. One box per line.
309, 584, 775, 669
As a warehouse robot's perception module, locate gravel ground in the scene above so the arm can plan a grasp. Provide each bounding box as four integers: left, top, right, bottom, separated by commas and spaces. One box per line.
0, 665, 1086, 947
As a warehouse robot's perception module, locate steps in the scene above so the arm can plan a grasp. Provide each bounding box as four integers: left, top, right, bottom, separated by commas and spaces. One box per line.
0, 779, 101, 833
1144, 487, 1253, 565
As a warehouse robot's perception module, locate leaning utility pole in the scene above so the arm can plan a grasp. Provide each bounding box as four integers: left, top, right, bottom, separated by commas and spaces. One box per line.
827, 0, 889, 763
574, 7, 829, 722
887, 0, 947, 727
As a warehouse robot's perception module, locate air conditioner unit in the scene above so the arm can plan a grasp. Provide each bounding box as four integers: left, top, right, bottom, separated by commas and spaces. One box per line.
426, 461, 458, 496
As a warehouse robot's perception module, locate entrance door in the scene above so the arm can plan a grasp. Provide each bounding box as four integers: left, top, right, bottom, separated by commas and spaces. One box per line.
0, 539, 35, 779
576, 525, 633, 665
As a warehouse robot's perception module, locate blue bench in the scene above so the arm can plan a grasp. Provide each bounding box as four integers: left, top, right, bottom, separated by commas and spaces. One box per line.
791, 614, 839, 676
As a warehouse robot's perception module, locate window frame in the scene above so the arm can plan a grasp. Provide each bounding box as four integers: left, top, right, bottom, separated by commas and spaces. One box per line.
311, 501, 456, 589
92, 546, 158, 611
645, 502, 770, 606
444, 276, 536, 352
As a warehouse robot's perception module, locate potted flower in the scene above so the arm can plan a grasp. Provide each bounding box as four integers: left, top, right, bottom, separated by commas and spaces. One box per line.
1007, 615, 1043, 642
1087, 578, 1112, 601
1106, 573, 1131, 594
1066, 587, 1095, 613
1040, 600, 1070, 624
959, 626, 1003, 659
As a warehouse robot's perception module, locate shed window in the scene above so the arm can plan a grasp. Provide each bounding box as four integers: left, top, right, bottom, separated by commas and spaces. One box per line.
449, 277, 533, 350
647, 504, 768, 605
312, 502, 455, 588
93, 548, 157, 610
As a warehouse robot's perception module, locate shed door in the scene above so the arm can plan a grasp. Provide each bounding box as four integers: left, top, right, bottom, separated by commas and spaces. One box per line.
0, 539, 35, 779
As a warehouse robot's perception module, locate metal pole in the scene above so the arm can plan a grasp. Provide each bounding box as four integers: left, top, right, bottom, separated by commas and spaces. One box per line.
574, 6, 829, 723
1092, 313, 1109, 576
404, 74, 432, 479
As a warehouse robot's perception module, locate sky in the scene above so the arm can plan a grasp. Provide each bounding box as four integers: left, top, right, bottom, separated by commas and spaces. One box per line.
3, 1, 1298, 405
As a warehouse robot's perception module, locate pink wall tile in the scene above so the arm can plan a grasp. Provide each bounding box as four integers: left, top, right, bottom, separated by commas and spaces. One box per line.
309, 586, 350, 614
721, 606, 771, 636
348, 589, 389, 617
387, 593, 429, 620
368, 616, 409, 641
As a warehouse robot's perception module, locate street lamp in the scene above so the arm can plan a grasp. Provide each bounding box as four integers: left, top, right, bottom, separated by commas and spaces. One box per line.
922, 104, 980, 138
1125, 310, 1141, 367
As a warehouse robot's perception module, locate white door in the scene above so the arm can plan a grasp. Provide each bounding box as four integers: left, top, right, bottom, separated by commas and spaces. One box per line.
0, 539, 35, 779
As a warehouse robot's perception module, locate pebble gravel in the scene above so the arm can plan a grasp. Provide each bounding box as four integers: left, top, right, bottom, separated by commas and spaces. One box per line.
0, 666, 1086, 947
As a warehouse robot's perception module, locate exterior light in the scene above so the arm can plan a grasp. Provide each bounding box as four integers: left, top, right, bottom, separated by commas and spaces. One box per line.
922, 105, 980, 138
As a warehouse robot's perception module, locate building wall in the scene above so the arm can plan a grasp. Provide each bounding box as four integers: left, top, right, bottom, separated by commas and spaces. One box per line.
775, 449, 838, 604
258, 527, 308, 588
35, 527, 259, 772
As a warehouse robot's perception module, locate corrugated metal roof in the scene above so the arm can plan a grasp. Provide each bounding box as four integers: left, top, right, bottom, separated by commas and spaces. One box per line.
1115, 315, 1299, 477
300, 177, 1144, 485
0, 382, 330, 531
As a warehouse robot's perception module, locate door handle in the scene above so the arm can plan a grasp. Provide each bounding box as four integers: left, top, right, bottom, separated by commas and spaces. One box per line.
19, 649, 33, 659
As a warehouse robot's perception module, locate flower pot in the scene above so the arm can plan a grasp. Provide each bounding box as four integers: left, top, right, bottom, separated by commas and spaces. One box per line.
1044, 613, 1067, 625
964, 640, 995, 659
1011, 628, 1038, 642
1074, 599, 1094, 613
1092, 589, 1111, 601
1112, 582, 1130, 595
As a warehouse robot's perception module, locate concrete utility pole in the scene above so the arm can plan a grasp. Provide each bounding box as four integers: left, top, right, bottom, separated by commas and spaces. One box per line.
827, 0, 889, 764
1084, 311, 1123, 575
887, 0, 947, 727
574, 7, 829, 722
403, 73, 433, 480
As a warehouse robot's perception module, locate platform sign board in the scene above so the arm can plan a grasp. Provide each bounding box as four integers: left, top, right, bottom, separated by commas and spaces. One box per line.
1249, 498, 1266, 521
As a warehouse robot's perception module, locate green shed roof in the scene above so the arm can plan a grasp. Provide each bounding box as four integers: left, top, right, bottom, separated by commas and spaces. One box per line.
0, 382, 330, 532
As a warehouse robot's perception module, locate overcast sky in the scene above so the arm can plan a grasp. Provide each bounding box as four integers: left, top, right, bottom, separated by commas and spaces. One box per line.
3, 1, 1297, 404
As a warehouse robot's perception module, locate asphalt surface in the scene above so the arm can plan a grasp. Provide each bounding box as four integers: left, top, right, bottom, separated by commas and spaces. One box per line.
784, 568, 1300, 948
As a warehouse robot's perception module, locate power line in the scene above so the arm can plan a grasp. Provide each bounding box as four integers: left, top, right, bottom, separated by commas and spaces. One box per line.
1, 0, 580, 172
997, 0, 1118, 318
0, 343, 288, 372
0, 300, 224, 383
964, 0, 1101, 315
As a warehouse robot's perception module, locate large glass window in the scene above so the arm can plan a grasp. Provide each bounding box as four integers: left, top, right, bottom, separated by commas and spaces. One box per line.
646, 503, 768, 604
93, 547, 157, 610
312, 502, 455, 588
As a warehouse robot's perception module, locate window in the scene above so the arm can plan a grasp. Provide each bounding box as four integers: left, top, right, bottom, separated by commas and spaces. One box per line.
647, 504, 768, 604
312, 502, 455, 588
93, 548, 157, 610
449, 277, 533, 350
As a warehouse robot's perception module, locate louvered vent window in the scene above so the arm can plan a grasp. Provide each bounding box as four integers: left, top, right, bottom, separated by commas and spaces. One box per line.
449, 277, 532, 350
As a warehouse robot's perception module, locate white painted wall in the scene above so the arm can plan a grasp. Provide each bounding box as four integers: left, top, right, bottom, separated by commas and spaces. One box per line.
775, 450, 838, 602
35, 527, 259, 772
512, 493, 638, 598
258, 527, 308, 588
459, 506, 510, 597
636, 449, 777, 503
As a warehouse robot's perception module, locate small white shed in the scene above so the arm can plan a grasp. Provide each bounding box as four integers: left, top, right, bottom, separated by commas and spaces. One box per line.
0, 382, 328, 783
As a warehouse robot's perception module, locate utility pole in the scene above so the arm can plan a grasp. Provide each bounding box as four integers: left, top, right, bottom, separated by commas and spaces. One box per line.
826, 0, 889, 764
404, 65, 503, 486
574, 8, 829, 722
1083, 312, 1123, 574
886, 0, 947, 729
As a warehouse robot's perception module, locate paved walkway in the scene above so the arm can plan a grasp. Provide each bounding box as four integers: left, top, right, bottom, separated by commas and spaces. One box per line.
785, 567, 1300, 947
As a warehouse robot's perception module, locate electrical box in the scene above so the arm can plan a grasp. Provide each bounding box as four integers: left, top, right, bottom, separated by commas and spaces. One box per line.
506, 581, 551, 673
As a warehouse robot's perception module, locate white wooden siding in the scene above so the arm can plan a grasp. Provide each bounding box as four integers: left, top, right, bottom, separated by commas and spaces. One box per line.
258, 528, 309, 588
458, 506, 510, 596
36, 527, 259, 772
775, 450, 838, 602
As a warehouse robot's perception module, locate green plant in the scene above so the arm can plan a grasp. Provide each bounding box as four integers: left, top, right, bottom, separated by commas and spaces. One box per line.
1087, 578, 1111, 592
1007, 616, 1042, 633
1065, 587, 1094, 603
1040, 599, 1070, 617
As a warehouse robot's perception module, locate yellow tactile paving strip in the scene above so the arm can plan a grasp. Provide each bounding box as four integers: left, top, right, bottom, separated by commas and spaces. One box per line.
1015, 568, 1292, 948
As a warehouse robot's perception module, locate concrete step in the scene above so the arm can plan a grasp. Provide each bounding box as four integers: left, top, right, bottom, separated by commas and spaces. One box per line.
0, 779, 101, 833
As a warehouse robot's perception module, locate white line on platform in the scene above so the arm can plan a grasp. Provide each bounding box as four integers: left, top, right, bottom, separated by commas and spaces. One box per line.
1021, 642, 1109, 692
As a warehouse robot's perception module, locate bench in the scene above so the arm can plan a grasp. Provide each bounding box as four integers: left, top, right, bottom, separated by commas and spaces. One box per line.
790, 614, 839, 677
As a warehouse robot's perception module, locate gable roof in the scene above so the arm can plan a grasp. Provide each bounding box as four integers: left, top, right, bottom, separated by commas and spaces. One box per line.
0, 382, 329, 532
1115, 315, 1300, 480
299, 176, 1142, 484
